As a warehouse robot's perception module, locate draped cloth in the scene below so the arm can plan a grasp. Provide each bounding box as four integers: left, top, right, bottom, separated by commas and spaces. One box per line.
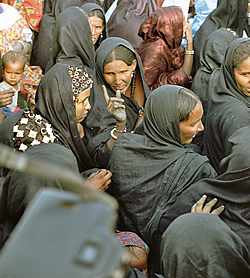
108, 85, 216, 242
192, 0, 249, 76
161, 213, 250, 278
107, 0, 158, 48
84, 37, 150, 168
30, 0, 81, 73
81, 2, 108, 50
45, 6, 95, 73
204, 37, 250, 172
35, 63, 95, 172
135, 6, 189, 91
0, 143, 79, 248
155, 126, 250, 275
191, 28, 237, 152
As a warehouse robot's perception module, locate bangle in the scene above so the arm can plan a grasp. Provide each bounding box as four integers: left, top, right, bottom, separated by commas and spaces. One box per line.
111, 126, 127, 140
17, 40, 25, 50
185, 50, 194, 55
110, 128, 117, 140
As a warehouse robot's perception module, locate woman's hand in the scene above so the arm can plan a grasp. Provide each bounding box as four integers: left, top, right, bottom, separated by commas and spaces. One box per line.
191, 195, 225, 216
102, 85, 126, 123
85, 169, 112, 192
184, 21, 192, 43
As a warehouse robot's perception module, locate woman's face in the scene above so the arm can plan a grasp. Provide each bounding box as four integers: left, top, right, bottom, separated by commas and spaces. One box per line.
179, 100, 204, 145
103, 59, 137, 94
88, 15, 104, 45
233, 56, 250, 97
75, 87, 91, 123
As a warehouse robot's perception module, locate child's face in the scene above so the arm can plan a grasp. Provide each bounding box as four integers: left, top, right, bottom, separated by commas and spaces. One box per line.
2, 61, 24, 89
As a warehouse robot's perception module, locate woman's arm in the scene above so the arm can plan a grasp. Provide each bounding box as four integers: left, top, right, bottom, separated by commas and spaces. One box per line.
181, 21, 193, 78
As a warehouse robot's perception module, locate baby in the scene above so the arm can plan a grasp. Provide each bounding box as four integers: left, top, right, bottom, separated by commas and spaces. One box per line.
0, 51, 32, 113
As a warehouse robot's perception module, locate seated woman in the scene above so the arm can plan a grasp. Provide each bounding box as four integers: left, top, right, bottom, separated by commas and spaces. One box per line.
135, 6, 193, 91
190, 28, 237, 153
30, 0, 81, 73
143, 126, 250, 275
44, 6, 95, 74
108, 85, 217, 243
106, 0, 158, 49
160, 213, 250, 278
0, 64, 111, 187
192, 0, 249, 76
84, 37, 151, 168
204, 38, 250, 172
81, 2, 108, 50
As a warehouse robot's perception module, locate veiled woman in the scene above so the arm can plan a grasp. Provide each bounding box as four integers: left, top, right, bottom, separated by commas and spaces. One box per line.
44, 6, 95, 74
149, 126, 250, 277
81, 2, 108, 50
84, 37, 150, 168
107, 0, 158, 48
135, 6, 193, 91
108, 85, 216, 243
204, 38, 250, 172
30, 0, 81, 73
191, 28, 237, 153
192, 0, 249, 76
0, 64, 95, 174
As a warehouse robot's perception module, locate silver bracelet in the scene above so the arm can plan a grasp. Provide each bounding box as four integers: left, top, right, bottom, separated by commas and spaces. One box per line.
110, 128, 117, 140
185, 50, 194, 55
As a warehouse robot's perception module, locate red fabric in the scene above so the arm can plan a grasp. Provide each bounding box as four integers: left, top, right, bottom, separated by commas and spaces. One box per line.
136, 6, 189, 91
2, 0, 43, 32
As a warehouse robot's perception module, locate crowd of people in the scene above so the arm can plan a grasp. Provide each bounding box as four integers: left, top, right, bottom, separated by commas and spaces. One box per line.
0, 0, 249, 277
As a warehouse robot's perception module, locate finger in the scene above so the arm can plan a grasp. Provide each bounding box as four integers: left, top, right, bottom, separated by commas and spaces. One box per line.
191, 203, 197, 213
102, 85, 109, 103
203, 198, 218, 213
211, 205, 225, 216
194, 195, 207, 212
116, 89, 121, 98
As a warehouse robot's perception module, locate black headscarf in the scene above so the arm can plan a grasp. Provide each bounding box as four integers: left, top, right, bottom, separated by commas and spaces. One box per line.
108, 85, 216, 241
159, 126, 250, 263
191, 28, 237, 153
45, 6, 95, 73
30, 0, 81, 73
192, 0, 249, 76
0, 143, 79, 248
84, 37, 150, 168
81, 2, 108, 50
161, 213, 250, 278
204, 37, 250, 172
35, 63, 95, 172
107, 0, 158, 48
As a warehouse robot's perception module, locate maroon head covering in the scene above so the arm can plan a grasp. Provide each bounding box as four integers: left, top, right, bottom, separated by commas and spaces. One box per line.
136, 6, 188, 90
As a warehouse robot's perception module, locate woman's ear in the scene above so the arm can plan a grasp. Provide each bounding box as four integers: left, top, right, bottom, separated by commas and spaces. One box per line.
132, 60, 137, 71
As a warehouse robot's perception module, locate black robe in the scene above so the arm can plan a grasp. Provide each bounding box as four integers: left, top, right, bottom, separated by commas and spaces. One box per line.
30, 0, 81, 73
108, 85, 217, 242
204, 37, 250, 172
161, 213, 250, 278
44, 6, 95, 74
192, 0, 249, 76
0, 143, 79, 249
191, 28, 237, 153
84, 37, 150, 168
153, 126, 250, 276
35, 63, 95, 172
